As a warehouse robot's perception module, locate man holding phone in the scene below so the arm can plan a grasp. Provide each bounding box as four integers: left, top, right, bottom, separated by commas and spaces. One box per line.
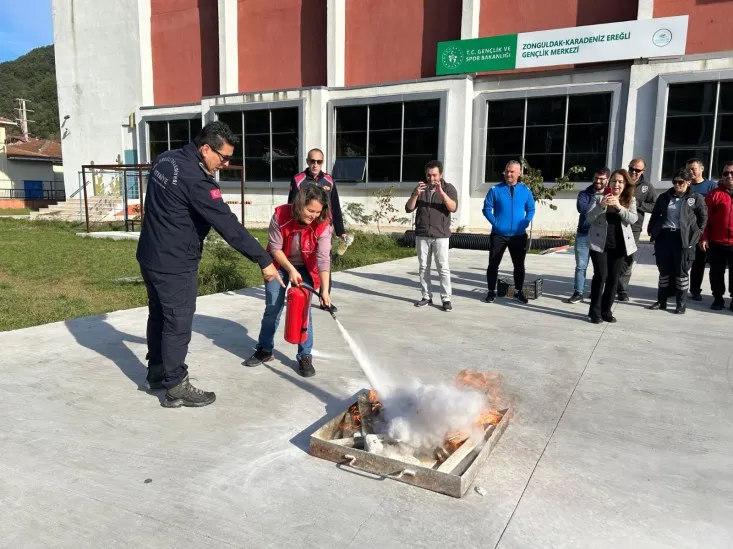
405, 160, 458, 311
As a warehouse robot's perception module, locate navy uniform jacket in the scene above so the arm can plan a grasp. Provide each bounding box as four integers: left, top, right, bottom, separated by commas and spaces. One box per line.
287, 169, 346, 237
137, 143, 272, 274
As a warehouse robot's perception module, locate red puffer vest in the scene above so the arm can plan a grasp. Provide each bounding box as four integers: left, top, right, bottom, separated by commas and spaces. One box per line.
267, 204, 329, 290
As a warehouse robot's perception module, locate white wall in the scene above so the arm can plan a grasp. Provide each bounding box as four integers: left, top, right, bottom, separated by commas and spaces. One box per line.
53, 0, 145, 197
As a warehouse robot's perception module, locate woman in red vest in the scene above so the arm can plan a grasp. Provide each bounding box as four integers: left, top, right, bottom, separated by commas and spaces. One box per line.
245, 184, 333, 377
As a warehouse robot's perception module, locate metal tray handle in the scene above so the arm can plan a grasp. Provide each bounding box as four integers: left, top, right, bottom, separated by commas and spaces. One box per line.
343, 454, 416, 480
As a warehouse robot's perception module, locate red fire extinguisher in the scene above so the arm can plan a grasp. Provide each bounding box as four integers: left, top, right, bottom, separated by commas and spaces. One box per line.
284, 286, 312, 344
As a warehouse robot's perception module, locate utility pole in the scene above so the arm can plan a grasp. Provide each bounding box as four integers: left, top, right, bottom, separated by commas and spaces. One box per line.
14, 98, 35, 142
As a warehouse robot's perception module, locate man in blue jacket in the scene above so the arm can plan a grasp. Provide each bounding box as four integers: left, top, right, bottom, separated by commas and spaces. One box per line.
137, 121, 282, 408
482, 160, 536, 303
566, 167, 610, 303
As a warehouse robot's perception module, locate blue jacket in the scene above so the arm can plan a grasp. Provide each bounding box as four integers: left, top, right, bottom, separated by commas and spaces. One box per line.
576, 184, 601, 235
482, 182, 536, 236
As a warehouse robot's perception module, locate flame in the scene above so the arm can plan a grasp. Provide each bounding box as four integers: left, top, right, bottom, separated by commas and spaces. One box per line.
368, 389, 383, 414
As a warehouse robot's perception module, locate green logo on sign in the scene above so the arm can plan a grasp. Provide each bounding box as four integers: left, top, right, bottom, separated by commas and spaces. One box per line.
652, 28, 672, 47
441, 46, 465, 70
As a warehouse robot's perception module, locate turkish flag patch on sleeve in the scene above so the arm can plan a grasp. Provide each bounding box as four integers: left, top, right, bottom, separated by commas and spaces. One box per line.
210, 188, 222, 200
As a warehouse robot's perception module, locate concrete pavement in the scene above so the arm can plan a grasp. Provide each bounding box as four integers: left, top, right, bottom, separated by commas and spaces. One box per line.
1, 245, 732, 548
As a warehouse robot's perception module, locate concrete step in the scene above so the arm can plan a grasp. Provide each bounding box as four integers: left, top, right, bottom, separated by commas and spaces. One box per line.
30, 197, 125, 222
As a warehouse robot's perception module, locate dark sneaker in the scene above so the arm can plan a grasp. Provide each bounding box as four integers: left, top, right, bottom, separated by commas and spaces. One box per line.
515, 291, 529, 304
442, 301, 452, 312
483, 292, 496, 304
601, 313, 617, 323
589, 316, 602, 324
691, 292, 703, 302
567, 292, 583, 304
298, 355, 316, 377
617, 294, 630, 302
711, 299, 725, 311
245, 348, 274, 367
647, 301, 667, 310
161, 376, 215, 408
414, 298, 432, 308
675, 303, 687, 315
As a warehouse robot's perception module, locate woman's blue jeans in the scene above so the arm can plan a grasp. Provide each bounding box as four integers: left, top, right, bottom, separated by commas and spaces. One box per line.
256, 266, 314, 359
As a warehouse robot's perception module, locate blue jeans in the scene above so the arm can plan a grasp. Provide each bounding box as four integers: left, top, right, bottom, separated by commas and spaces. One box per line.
256, 266, 314, 359
574, 233, 590, 294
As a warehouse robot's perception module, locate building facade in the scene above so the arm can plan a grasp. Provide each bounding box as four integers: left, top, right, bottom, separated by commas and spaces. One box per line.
52, 0, 733, 232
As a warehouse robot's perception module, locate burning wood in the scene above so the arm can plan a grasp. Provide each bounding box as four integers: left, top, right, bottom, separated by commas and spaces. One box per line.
337, 369, 508, 466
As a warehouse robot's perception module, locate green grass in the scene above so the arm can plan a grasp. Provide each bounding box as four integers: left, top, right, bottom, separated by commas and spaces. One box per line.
0, 208, 30, 215
0, 219, 414, 331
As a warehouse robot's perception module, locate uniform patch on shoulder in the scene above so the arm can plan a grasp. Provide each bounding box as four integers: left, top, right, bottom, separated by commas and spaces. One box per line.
687, 197, 696, 206
210, 189, 222, 200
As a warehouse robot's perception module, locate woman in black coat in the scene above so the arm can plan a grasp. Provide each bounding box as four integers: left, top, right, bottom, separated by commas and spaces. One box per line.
647, 167, 708, 314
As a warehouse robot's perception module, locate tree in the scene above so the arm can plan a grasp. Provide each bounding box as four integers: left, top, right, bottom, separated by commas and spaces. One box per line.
519, 158, 585, 245
343, 186, 410, 234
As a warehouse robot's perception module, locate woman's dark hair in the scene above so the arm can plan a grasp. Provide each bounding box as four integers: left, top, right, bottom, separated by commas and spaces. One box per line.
293, 184, 330, 224
609, 169, 636, 208
673, 167, 693, 182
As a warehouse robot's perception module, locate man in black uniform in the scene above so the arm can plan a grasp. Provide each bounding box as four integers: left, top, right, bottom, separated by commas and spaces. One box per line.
617, 157, 658, 301
287, 147, 348, 311
137, 121, 282, 408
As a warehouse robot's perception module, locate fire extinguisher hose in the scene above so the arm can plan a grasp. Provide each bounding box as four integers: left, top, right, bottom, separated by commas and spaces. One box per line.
299, 282, 337, 319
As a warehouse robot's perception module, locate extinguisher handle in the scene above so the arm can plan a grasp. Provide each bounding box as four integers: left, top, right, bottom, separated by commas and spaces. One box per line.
298, 281, 337, 319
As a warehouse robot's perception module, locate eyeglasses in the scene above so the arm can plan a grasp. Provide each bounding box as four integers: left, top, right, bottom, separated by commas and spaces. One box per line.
628, 167, 644, 174
307, 158, 324, 165
673, 180, 689, 185
723, 171, 733, 177
210, 148, 234, 163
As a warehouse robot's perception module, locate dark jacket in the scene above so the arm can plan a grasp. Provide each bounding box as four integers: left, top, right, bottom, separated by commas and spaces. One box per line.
406, 180, 458, 238
136, 143, 272, 274
576, 184, 603, 235
631, 175, 658, 234
482, 182, 536, 236
648, 187, 707, 249
702, 183, 733, 246
287, 170, 345, 237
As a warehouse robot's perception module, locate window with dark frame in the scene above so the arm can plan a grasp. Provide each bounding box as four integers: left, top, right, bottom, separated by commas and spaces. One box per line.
663, 81, 733, 179
484, 93, 611, 183
216, 108, 299, 182
147, 118, 202, 162
334, 99, 440, 183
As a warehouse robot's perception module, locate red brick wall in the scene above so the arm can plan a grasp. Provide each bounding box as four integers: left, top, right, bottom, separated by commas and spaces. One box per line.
654, 0, 733, 54
480, 0, 638, 36
345, 0, 462, 86
238, 0, 327, 92
151, 0, 220, 105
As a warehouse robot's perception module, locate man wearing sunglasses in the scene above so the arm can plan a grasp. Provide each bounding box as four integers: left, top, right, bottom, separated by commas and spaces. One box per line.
617, 157, 657, 301
700, 162, 733, 311
137, 121, 283, 408
287, 148, 348, 311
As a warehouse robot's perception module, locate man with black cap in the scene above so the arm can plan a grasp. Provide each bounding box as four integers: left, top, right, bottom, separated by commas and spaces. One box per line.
617, 157, 657, 301
137, 121, 282, 408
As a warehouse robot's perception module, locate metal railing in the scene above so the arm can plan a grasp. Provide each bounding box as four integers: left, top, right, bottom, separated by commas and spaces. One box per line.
0, 179, 65, 201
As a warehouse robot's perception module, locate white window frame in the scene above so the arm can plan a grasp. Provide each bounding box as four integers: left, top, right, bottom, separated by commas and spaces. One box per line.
651, 70, 733, 183
472, 82, 622, 193
210, 100, 304, 188
327, 92, 447, 189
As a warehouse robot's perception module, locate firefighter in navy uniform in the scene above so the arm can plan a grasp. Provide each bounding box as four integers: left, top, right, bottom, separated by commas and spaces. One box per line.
287, 147, 348, 312
137, 121, 283, 408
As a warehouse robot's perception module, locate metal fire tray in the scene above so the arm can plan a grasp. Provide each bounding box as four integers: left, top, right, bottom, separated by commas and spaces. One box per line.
309, 390, 512, 498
